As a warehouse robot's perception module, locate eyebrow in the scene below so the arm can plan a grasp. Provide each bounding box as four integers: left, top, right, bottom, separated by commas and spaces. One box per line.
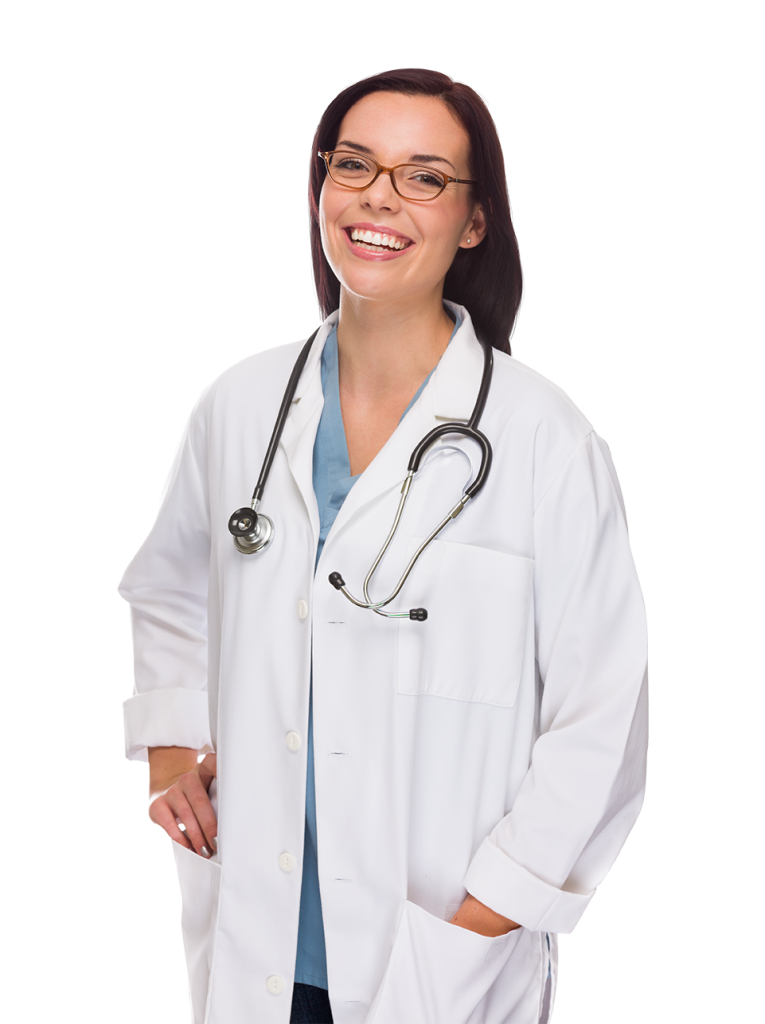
335, 140, 456, 172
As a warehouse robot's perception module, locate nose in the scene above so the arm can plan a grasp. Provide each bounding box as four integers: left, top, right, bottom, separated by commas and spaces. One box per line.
361, 169, 401, 212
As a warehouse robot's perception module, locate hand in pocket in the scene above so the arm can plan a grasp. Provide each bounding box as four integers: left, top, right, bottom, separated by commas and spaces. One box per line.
149, 751, 218, 858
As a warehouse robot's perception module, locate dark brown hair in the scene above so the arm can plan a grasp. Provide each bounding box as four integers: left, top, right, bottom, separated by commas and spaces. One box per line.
309, 69, 522, 354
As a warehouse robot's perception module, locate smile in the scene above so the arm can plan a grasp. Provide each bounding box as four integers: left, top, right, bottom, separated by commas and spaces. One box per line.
342, 227, 413, 262
345, 227, 413, 253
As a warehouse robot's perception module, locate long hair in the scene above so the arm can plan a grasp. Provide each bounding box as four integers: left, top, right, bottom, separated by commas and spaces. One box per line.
309, 69, 522, 354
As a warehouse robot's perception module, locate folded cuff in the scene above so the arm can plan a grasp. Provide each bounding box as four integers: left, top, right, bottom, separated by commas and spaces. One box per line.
462, 837, 594, 934
123, 688, 213, 761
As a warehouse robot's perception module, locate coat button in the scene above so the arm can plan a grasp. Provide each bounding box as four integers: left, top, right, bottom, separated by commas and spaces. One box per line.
286, 731, 302, 751
266, 975, 285, 995
279, 851, 296, 873
297, 599, 308, 619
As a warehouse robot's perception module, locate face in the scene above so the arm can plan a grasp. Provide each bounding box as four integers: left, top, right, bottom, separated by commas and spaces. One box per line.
319, 92, 486, 309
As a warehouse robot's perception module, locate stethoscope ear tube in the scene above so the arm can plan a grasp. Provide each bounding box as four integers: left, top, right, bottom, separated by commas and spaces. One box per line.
331, 337, 496, 619
329, 571, 427, 620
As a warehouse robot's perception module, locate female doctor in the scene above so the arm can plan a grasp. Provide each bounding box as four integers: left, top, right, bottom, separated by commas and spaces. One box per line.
120, 69, 648, 1024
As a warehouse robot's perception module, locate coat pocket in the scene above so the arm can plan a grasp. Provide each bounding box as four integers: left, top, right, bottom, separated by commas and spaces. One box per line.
173, 842, 222, 1024
396, 540, 534, 707
366, 900, 525, 1024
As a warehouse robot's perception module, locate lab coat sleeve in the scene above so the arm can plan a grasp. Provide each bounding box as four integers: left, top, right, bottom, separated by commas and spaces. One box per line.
118, 398, 213, 762
463, 431, 648, 933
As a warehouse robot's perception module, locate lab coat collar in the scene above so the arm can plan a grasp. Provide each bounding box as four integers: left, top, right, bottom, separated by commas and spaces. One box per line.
288, 301, 485, 417
292, 311, 339, 404
431, 302, 486, 423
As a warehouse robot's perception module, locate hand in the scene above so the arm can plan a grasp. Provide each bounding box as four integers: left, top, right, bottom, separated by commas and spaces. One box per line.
449, 893, 520, 937
148, 750, 218, 857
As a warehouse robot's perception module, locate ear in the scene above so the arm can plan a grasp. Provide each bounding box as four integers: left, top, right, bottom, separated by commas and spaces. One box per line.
458, 203, 487, 250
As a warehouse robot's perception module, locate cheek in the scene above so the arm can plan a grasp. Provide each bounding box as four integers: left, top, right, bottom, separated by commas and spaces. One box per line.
318, 186, 347, 261
318, 189, 335, 262
319, 182, 345, 230
425, 207, 470, 262
317, 185, 342, 248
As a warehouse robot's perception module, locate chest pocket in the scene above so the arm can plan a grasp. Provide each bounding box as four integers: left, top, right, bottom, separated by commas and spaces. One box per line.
396, 539, 534, 708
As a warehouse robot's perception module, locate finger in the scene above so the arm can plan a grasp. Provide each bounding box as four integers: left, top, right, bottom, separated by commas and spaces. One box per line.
168, 782, 214, 856
148, 774, 210, 856
181, 771, 218, 854
149, 795, 194, 850
149, 771, 216, 855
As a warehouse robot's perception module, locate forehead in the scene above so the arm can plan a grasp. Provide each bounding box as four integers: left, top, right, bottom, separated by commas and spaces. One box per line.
336, 92, 471, 168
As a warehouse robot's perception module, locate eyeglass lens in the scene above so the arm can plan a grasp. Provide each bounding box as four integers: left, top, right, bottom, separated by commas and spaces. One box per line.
326, 152, 447, 199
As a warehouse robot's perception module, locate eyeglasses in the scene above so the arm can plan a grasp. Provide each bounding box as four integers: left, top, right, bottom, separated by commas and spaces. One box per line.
319, 150, 476, 202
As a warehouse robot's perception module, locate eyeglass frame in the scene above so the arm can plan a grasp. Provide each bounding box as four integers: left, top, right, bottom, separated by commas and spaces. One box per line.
318, 150, 477, 203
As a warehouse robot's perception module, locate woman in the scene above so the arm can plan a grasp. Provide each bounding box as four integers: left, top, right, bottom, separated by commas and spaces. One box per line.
120, 69, 648, 1024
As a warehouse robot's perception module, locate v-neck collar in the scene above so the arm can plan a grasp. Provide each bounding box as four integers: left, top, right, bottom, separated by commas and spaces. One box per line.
311, 312, 462, 566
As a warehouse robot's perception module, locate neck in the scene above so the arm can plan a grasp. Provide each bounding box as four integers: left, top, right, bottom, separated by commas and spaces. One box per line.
336, 289, 455, 402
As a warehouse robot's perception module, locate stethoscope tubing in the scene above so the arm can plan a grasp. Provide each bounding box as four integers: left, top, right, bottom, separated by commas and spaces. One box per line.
333, 338, 495, 619
227, 329, 320, 553
359, 479, 471, 614
229, 325, 496, 622
250, 328, 320, 509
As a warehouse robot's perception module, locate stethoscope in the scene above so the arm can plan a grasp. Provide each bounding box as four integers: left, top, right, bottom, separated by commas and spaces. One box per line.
228, 326, 494, 622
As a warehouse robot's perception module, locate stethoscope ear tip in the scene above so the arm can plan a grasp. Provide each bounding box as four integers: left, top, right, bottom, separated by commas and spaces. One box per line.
409, 608, 428, 621
328, 572, 345, 590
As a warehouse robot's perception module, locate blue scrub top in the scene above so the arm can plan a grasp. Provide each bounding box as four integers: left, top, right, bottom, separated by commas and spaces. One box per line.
295, 314, 461, 989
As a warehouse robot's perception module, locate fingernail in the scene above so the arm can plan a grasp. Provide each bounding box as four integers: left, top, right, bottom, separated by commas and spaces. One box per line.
201, 846, 210, 858
211, 837, 218, 851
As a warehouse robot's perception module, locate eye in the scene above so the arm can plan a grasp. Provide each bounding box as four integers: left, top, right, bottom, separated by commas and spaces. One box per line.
331, 153, 374, 175
409, 170, 446, 187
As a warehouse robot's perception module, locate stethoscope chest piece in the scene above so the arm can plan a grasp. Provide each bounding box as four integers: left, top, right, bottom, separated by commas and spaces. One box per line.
228, 507, 275, 555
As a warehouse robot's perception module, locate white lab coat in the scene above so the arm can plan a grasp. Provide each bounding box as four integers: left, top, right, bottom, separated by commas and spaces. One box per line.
120, 304, 648, 1024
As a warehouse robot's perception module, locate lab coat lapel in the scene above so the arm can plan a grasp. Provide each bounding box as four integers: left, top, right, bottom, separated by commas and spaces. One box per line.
278, 315, 337, 538
430, 305, 488, 425
327, 305, 487, 540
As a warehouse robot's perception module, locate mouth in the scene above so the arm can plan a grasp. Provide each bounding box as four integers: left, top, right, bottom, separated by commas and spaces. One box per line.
344, 226, 414, 254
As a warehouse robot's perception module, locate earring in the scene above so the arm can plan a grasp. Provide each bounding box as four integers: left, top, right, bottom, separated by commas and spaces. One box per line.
466, 237, 471, 244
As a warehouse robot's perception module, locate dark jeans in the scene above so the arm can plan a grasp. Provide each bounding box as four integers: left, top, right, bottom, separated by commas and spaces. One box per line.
290, 983, 334, 1024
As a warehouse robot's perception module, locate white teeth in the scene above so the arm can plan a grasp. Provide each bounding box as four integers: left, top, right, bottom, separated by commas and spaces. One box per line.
349, 228, 409, 251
